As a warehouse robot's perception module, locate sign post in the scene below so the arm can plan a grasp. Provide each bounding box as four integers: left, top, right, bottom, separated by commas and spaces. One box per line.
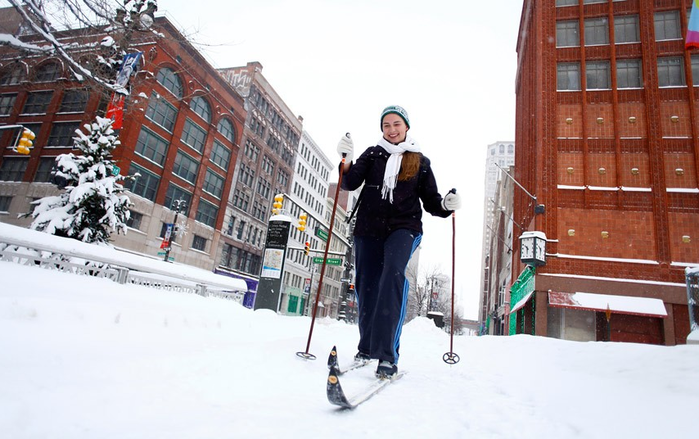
255, 218, 292, 311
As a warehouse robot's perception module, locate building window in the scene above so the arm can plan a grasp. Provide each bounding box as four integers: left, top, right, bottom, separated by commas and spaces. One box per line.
233, 191, 250, 212
221, 243, 236, 268
692, 55, 699, 86
0, 195, 12, 212
585, 17, 609, 46
614, 15, 640, 44
0, 93, 17, 116
655, 11, 681, 41
164, 184, 192, 215
59, 89, 89, 113
211, 140, 231, 171
203, 169, 225, 198
586, 61, 611, 90
173, 150, 200, 184
245, 140, 260, 161
256, 177, 271, 199
236, 220, 246, 239
181, 118, 207, 153
277, 169, 289, 187
34, 157, 56, 182
0, 157, 28, 181
126, 163, 160, 201
195, 200, 218, 228
557, 62, 581, 91
238, 163, 255, 187
47, 122, 81, 147
189, 96, 211, 123
156, 67, 183, 99
657, 56, 685, 87
617, 59, 643, 88
262, 155, 275, 174
135, 128, 169, 166
22, 91, 53, 114
145, 92, 178, 132
192, 234, 207, 251
0, 64, 25, 85
556, 21, 579, 47
126, 211, 143, 230
217, 117, 235, 143
35, 61, 61, 82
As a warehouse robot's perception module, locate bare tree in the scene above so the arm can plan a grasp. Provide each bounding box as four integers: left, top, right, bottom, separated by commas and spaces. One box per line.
2, 0, 157, 94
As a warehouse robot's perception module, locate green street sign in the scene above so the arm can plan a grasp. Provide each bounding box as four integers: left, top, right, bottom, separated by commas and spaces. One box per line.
312, 257, 341, 265
316, 228, 328, 241
112, 165, 120, 176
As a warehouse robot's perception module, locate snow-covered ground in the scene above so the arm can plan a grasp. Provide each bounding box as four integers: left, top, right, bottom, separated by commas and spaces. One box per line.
1, 260, 698, 439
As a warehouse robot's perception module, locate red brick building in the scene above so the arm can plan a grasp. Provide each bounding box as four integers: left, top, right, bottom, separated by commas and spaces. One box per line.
511, 0, 698, 345
0, 13, 246, 271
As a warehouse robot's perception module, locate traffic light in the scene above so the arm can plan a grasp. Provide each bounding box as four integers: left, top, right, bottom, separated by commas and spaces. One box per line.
298, 213, 307, 232
304, 241, 310, 256
15, 128, 36, 155
272, 194, 284, 215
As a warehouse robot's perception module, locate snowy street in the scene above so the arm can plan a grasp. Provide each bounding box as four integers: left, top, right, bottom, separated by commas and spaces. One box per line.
1, 260, 698, 438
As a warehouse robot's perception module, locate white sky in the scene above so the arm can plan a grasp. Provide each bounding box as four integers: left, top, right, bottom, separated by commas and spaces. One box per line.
2, 0, 525, 319
158, 0, 525, 319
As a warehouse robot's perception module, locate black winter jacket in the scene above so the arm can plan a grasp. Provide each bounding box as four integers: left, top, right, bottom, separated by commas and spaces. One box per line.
341, 145, 451, 239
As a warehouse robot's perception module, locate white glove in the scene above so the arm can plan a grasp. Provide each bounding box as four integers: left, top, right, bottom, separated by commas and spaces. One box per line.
336, 132, 354, 162
442, 190, 461, 211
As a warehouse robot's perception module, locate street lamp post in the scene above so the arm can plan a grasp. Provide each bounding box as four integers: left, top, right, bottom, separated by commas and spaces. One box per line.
163, 199, 185, 262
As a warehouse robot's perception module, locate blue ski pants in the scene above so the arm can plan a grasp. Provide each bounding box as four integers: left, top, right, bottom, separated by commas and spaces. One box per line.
354, 229, 422, 364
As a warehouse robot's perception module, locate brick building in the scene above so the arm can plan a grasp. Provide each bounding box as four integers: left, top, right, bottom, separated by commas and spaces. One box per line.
0, 13, 246, 273
511, 0, 698, 345
216, 63, 302, 300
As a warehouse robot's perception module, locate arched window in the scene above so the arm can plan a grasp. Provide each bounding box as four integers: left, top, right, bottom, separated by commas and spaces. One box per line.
217, 118, 235, 143
156, 67, 183, 98
35, 61, 61, 82
0, 64, 26, 85
190, 96, 211, 123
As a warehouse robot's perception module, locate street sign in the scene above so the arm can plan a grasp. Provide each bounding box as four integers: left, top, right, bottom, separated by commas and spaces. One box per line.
313, 257, 341, 265
315, 227, 328, 241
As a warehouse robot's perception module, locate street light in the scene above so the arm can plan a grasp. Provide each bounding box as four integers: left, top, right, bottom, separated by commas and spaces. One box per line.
163, 199, 186, 262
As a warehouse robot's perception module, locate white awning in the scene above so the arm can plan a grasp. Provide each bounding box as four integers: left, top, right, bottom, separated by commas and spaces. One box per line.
548, 291, 667, 318
510, 291, 534, 314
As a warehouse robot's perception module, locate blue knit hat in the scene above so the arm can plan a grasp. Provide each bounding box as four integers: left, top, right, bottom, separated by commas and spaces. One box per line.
380, 105, 410, 129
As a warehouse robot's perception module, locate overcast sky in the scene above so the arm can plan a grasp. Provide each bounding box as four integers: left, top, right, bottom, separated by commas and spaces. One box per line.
5, 0, 525, 319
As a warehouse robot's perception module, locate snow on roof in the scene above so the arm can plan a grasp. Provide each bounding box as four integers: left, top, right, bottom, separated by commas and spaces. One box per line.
549, 291, 667, 318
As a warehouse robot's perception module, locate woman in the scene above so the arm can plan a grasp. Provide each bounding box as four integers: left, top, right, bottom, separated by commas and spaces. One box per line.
336, 105, 461, 378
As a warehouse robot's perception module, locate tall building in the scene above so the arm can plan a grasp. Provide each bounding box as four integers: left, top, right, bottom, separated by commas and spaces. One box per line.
511, 0, 698, 345
217, 62, 302, 297
280, 130, 333, 316
0, 14, 246, 273
479, 141, 515, 328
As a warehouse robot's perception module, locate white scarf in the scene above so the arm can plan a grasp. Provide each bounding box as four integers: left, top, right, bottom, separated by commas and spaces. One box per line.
377, 135, 421, 203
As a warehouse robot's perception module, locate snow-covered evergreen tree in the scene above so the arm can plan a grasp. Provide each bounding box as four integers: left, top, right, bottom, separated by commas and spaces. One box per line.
27, 116, 131, 244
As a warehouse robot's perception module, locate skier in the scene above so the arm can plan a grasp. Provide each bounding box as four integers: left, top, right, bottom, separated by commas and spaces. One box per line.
336, 105, 461, 378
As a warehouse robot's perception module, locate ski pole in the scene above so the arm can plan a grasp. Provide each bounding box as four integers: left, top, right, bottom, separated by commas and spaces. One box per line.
297, 135, 350, 360
443, 188, 460, 365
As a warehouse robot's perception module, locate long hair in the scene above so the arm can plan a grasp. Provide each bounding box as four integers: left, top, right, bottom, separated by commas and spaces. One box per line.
398, 152, 421, 181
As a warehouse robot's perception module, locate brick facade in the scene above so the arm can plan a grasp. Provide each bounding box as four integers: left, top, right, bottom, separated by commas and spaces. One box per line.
512, 0, 698, 345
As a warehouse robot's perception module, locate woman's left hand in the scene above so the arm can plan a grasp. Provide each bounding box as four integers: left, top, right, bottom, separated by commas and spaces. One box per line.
442, 191, 461, 211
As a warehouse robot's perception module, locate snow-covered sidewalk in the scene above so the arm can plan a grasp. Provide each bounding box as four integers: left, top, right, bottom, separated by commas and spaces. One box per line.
1, 261, 698, 438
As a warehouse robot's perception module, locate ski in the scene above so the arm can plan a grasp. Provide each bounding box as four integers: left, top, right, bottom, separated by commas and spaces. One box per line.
326, 347, 405, 409
326, 345, 372, 376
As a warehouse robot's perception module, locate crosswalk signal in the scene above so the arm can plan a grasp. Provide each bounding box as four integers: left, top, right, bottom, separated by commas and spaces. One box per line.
15, 128, 36, 155
272, 194, 284, 215
298, 213, 307, 232
304, 241, 310, 256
